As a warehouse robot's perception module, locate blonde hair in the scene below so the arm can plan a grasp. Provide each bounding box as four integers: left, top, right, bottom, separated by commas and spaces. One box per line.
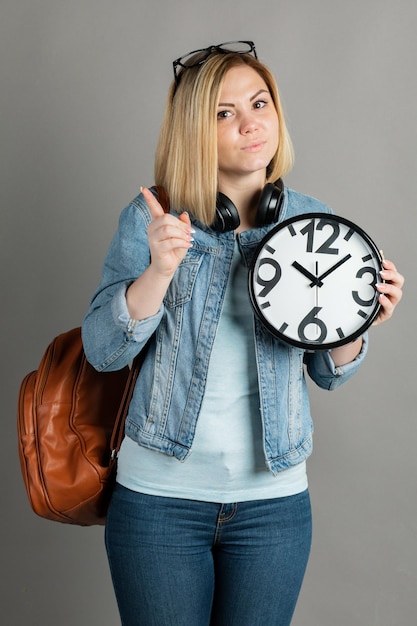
154, 52, 294, 225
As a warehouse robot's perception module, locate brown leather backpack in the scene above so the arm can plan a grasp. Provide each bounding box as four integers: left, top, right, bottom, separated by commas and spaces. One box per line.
17, 327, 144, 525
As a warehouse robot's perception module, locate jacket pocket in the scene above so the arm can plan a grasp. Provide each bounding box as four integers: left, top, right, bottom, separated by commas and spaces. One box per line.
163, 252, 203, 308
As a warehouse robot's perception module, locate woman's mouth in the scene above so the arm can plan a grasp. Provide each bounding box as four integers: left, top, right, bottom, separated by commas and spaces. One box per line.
241, 141, 266, 152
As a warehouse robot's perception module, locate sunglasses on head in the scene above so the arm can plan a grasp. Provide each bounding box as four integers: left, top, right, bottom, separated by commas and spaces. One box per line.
172, 41, 258, 85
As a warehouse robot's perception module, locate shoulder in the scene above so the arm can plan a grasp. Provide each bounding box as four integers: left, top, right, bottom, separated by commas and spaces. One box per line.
281, 187, 333, 221
107, 191, 152, 257
120, 190, 152, 227
112, 190, 153, 244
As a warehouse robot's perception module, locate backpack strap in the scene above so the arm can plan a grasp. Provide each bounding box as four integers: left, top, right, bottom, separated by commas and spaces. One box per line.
109, 341, 151, 460
150, 185, 170, 213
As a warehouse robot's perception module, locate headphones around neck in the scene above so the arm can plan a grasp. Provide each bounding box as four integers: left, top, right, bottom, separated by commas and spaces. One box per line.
212, 178, 284, 232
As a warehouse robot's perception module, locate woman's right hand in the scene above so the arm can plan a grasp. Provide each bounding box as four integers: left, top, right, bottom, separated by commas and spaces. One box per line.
142, 186, 194, 278
125, 187, 194, 321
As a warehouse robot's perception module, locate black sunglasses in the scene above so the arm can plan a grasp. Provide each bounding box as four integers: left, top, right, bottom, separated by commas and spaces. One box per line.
172, 41, 257, 85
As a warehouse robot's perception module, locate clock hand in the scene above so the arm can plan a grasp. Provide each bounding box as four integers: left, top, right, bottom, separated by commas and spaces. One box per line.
291, 261, 323, 287
316, 254, 352, 283
314, 261, 319, 337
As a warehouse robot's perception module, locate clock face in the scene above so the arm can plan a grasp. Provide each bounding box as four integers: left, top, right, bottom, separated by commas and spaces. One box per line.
249, 213, 383, 350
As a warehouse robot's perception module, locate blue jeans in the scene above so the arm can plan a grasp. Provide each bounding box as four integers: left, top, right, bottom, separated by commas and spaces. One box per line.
105, 485, 312, 626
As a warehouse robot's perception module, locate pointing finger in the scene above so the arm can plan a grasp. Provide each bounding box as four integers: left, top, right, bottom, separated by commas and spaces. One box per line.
178, 211, 191, 228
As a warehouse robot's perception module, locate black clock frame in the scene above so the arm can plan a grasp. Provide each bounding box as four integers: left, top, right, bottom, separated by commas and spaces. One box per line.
248, 212, 384, 351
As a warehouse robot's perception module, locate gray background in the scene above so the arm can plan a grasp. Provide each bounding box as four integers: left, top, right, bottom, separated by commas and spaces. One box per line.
1, 1, 415, 624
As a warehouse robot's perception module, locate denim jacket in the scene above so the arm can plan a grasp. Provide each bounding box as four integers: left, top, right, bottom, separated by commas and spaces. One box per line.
82, 186, 367, 474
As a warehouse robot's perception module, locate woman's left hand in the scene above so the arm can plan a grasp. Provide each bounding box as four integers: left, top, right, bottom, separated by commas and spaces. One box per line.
373, 259, 404, 326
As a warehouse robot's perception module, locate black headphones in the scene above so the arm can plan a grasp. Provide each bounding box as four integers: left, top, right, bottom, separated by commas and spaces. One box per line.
212, 179, 284, 232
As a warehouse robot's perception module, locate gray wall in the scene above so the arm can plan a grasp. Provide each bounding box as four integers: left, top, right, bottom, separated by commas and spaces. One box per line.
2, 1, 415, 624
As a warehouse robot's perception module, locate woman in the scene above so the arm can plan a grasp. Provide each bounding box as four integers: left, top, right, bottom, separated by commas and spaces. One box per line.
82, 42, 403, 626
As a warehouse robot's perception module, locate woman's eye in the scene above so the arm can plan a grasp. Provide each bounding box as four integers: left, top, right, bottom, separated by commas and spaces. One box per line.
217, 110, 232, 119
254, 100, 267, 109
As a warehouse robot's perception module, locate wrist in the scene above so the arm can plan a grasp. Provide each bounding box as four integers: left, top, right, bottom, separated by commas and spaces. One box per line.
330, 337, 363, 367
126, 266, 171, 321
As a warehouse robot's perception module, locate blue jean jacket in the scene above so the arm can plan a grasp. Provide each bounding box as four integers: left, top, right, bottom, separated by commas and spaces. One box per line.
82, 186, 367, 474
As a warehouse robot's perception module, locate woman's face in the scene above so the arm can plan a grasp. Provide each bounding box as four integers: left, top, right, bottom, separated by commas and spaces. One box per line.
217, 64, 279, 185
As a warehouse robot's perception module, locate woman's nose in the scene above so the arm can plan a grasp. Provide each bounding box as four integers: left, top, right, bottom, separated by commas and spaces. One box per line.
240, 112, 258, 134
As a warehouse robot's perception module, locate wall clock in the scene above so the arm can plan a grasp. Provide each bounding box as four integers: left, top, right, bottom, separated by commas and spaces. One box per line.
249, 213, 383, 350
